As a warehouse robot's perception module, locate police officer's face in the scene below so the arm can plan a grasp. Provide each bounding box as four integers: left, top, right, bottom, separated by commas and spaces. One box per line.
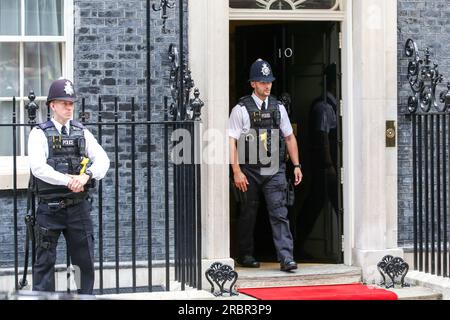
251, 81, 272, 99
50, 100, 74, 124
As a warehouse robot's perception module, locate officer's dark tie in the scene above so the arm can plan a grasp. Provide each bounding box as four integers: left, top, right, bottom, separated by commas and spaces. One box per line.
261, 101, 266, 111
61, 125, 68, 136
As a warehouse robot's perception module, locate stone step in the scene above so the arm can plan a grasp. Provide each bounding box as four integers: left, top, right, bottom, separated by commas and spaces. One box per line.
387, 286, 442, 300
235, 263, 362, 289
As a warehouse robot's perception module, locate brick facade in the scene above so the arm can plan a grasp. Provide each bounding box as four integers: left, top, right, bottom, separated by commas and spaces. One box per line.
3, 0, 446, 268
0, 0, 188, 268
397, 0, 450, 247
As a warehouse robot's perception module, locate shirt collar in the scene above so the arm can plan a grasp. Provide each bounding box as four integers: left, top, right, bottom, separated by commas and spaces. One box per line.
51, 118, 71, 135
251, 93, 269, 110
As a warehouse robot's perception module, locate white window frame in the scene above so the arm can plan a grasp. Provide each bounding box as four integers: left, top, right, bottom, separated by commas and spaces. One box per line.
229, 0, 344, 20
0, 0, 73, 190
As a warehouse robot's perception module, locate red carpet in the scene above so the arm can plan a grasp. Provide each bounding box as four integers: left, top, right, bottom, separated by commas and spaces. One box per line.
238, 283, 398, 300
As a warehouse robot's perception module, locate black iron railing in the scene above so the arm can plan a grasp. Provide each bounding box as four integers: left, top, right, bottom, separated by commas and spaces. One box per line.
1, 92, 202, 294
405, 39, 450, 278
1, 0, 203, 295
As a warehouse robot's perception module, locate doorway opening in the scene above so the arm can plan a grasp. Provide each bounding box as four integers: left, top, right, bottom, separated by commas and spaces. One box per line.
229, 20, 343, 264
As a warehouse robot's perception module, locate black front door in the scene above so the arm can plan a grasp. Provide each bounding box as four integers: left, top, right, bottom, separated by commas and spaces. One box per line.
230, 21, 343, 263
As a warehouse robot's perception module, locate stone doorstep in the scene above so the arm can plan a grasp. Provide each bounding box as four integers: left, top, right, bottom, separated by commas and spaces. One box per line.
4, 286, 442, 301
386, 286, 442, 300
3, 264, 443, 300
97, 286, 442, 301
406, 270, 450, 300
235, 263, 362, 289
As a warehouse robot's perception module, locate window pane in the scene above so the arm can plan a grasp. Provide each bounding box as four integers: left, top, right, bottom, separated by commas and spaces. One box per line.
24, 42, 62, 97
229, 0, 337, 10
0, 43, 19, 97
0, 0, 20, 35
0, 101, 20, 156
25, 0, 63, 36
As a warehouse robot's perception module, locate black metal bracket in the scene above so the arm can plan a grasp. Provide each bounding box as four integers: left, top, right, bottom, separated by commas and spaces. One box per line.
25, 91, 39, 124
152, 0, 176, 34
404, 38, 449, 113
205, 262, 239, 297
166, 44, 204, 121
377, 255, 410, 289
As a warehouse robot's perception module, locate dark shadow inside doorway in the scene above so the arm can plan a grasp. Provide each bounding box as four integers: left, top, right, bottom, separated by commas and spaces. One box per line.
229, 20, 343, 264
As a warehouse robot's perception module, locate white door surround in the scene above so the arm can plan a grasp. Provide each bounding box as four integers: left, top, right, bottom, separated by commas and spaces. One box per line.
188, 0, 399, 284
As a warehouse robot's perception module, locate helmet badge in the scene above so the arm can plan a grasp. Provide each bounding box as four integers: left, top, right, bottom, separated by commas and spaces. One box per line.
261, 63, 271, 77
64, 81, 74, 96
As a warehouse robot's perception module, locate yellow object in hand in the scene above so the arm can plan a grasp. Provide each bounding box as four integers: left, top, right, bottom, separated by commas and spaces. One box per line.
79, 157, 89, 175
260, 132, 268, 152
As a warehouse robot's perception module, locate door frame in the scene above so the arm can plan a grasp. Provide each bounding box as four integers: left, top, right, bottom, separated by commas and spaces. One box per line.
188, 0, 354, 268
228, 3, 354, 266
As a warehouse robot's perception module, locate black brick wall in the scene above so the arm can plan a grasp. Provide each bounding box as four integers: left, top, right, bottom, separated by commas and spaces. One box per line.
398, 0, 450, 248
0, 0, 188, 268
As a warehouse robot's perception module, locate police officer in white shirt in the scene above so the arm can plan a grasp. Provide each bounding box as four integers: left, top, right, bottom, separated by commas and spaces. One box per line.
229, 59, 303, 272
28, 78, 110, 294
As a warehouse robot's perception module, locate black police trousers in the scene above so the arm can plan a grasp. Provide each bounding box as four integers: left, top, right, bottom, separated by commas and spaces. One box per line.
32, 199, 95, 294
238, 164, 294, 262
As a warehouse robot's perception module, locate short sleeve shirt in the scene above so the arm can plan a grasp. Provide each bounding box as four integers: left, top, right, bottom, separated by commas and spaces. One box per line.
228, 93, 293, 140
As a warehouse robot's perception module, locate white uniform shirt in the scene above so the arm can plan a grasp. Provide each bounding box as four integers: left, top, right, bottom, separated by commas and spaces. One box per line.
28, 118, 110, 187
228, 93, 293, 140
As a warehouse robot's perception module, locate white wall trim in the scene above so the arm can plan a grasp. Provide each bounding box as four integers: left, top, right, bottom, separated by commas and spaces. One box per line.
189, 0, 230, 260
341, 0, 354, 265
65, 0, 74, 82
0, 157, 30, 190
229, 9, 345, 21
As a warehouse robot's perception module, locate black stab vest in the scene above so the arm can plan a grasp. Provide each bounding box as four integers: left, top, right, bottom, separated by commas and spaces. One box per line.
34, 120, 88, 200
238, 95, 286, 168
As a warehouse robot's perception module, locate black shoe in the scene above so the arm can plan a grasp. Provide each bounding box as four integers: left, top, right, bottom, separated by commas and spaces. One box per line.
237, 256, 260, 268
280, 259, 297, 272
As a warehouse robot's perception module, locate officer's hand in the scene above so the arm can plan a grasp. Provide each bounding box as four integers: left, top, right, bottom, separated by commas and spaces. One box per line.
66, 174, 89, 193
234, 171, 249, 192
294, 167, 303, 186
66, 177, 84, 193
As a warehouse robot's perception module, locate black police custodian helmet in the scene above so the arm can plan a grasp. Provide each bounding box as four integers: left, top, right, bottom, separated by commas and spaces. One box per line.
46, 78, 77, 106
248, 59, 276, 82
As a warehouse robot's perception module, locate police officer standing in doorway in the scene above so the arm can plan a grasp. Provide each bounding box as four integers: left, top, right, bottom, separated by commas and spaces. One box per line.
229, 59, 303, 272
297, 63, 338, 255
28, 78, 110, 294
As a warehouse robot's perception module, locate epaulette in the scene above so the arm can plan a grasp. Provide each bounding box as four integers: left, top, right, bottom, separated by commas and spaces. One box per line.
70, 120, 85, 129
238, 95, 252, 106
269, 95, 282, 106
37, 120, 55, 131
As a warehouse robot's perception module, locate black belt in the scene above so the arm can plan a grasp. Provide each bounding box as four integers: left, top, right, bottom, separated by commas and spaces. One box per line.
40, 197, 86, 209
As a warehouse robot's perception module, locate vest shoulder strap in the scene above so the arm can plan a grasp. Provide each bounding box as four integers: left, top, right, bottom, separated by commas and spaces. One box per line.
268, 95, 281, 110
238, 95, 253, 107
38, 120, 55, 131
70, 120, 85, 130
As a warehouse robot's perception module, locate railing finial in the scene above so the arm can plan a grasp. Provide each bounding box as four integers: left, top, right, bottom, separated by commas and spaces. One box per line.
152, 0, 176, 34
25, 91, 39, 124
